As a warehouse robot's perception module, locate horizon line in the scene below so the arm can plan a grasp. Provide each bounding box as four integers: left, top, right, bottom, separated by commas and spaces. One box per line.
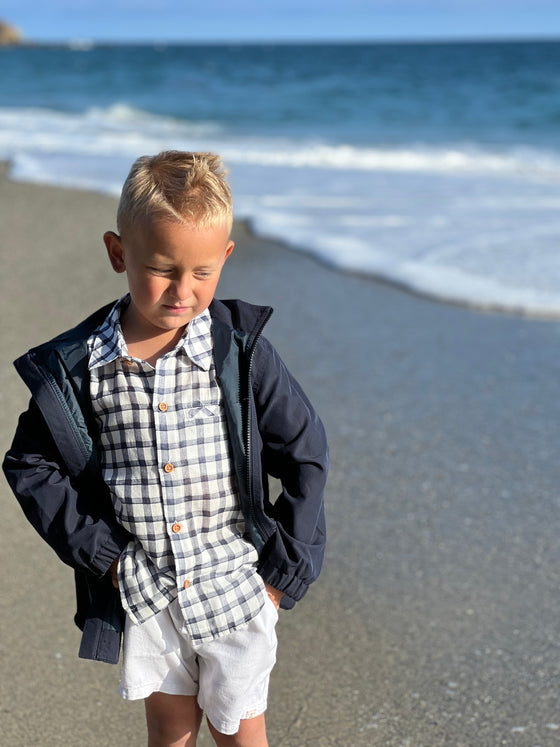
14, 34, 560, 48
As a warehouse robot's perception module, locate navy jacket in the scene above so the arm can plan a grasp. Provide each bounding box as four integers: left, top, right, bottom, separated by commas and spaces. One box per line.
3, 298, 328, 663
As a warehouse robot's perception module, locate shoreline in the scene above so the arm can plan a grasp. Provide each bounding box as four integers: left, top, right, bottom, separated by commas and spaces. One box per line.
2, 169, 560, 746
243, 213, 560, 322
2, 160, 558, 323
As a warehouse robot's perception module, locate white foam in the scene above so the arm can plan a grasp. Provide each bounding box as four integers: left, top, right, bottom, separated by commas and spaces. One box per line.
3, 104, 560, 317
3, 106, 560, 179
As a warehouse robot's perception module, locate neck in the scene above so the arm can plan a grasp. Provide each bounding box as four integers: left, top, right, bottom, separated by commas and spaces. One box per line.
125, 333, 184, 367
121, 307, 186, 366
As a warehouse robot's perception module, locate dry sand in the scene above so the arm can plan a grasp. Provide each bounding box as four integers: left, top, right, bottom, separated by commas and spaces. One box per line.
2, 164, 560, 746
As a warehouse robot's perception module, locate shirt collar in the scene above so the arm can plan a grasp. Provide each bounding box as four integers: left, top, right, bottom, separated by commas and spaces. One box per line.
183, 309, 213, 371
88, 295, 213, 371
88, 297, 128, 370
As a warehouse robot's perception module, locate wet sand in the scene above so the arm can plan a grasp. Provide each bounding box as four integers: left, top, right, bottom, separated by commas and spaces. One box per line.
2, 164, 560, 746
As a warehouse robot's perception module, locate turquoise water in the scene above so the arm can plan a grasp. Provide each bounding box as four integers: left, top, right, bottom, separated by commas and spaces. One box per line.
2, 41, 560, 314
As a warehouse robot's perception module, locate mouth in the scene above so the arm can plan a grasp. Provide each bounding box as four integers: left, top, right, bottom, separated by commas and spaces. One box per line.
163, 304, 190, 313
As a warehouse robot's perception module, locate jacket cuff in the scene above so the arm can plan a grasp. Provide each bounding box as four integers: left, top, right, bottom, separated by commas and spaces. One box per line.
257, 559, 309, 607
91, 530, 131, 577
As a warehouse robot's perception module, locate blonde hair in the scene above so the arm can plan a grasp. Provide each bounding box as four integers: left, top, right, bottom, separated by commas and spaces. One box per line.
117, 151, 233, 236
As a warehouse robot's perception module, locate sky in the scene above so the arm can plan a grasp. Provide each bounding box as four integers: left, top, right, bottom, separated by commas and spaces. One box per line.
3, 0, 560, 44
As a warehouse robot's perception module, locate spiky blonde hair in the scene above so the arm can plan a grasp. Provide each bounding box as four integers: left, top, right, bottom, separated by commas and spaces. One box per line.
117, 151, 233, 236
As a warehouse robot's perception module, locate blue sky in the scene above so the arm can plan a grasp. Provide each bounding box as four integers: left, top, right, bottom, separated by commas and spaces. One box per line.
3, 0, 560, 43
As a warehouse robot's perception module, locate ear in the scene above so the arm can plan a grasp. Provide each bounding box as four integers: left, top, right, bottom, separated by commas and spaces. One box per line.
104, 231, 126, 274
222, 240, 234, 265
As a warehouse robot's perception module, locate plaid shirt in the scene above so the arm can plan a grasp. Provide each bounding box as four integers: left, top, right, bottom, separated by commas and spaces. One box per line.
87, 297, 266, 642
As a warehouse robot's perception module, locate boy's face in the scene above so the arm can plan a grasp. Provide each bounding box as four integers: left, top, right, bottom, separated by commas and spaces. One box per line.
104, 218, 234, 341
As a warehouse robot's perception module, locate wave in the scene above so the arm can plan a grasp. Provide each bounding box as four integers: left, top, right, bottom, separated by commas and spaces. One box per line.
1, 104, 560, 181
223, 142, 560, 179
2, 104, 560, 318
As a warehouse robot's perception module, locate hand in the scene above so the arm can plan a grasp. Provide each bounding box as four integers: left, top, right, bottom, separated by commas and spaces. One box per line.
264, 582, 284, 611
108, 555, 120, 589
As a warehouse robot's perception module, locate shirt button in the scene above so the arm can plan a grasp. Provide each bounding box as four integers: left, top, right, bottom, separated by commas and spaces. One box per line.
123, 359, 134, 367
158, 402, 168, 412
164, 463, 174, 473
172, 523, 181, 533
183, 579, 190, 589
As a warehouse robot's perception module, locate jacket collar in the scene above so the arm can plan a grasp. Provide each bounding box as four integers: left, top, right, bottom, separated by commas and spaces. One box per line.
22, 298, 273, 368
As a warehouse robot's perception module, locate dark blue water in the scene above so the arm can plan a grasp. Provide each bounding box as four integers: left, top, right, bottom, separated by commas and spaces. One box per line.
2, 41, 560, 147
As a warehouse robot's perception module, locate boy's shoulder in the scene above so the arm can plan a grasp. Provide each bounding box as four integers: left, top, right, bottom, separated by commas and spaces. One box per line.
210, 298, 273, 338
18, 301, 115, 367
14, 301, 115, 375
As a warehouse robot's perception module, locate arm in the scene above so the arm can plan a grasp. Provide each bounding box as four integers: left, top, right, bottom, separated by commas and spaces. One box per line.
252, 337, 329, 606
3, 399, 131, 577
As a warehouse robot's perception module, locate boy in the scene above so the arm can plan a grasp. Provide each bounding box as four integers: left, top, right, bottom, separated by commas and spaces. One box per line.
3, 152, 328, 746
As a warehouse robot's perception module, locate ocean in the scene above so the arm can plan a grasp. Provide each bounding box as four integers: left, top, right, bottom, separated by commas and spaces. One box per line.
1, 40, 560, 316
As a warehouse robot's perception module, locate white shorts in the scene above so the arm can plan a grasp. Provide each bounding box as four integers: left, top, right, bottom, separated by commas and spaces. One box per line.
119, 597, 278, 735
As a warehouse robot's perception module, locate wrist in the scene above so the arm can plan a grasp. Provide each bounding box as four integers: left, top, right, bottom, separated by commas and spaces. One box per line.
264, 582, 284, 610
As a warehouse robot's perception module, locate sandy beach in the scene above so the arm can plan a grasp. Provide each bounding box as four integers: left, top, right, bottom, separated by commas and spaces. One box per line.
2, 162, 560, 746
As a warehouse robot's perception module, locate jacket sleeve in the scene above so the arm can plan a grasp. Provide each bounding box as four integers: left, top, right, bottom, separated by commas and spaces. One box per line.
251, 336, 328, 605
3, 399, 131, 577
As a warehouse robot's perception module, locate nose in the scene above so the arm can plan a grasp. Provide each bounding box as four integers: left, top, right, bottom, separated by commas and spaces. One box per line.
171, 273, 192, 301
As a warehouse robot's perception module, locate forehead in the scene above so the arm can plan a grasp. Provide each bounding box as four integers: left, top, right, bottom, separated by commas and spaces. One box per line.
130, 217, 230, 247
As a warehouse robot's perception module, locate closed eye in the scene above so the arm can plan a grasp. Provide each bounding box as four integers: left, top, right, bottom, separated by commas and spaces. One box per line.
147, 266, 172, 275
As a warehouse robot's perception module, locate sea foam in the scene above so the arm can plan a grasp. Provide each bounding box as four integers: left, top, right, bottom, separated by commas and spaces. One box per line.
2, 104, 560, 317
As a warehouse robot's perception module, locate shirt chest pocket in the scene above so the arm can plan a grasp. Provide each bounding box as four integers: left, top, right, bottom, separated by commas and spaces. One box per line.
183, 403, 221, 422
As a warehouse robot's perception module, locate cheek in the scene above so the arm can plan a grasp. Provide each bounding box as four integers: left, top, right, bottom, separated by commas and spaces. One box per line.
197, 280, 220, 304
135, 276, 167, 302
